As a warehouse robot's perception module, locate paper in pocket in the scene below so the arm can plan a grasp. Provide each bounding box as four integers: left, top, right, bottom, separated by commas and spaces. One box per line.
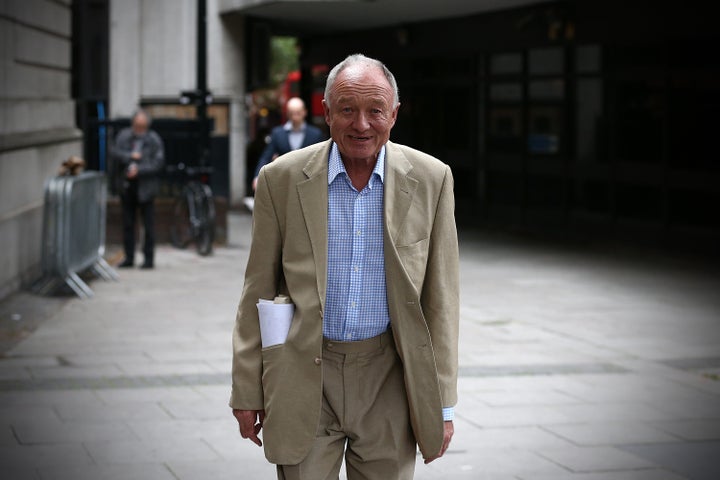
257, 295, 294, 348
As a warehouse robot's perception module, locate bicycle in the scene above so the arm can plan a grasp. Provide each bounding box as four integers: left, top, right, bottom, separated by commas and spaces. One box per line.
167, 163, 215, 256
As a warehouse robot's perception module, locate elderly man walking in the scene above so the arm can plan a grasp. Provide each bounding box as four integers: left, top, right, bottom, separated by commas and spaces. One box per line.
230, 53, 459, 480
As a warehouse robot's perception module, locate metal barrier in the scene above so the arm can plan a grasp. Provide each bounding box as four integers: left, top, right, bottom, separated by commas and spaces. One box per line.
33, 171, 118, 298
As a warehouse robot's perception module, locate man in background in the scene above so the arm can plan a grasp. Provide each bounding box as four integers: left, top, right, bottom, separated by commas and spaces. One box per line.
111, 109, 165, 269
251, 97, 325, 191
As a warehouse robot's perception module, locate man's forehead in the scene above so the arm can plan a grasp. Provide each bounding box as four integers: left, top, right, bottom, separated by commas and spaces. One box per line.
334, 93, 389, 106
333, 76, 392, 100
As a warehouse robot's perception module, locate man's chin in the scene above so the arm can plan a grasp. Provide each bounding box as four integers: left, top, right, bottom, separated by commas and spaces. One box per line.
340, 143, 379, 161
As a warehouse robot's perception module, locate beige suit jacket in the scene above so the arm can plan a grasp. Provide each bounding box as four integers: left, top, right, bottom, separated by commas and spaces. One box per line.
230, 139, 459, 465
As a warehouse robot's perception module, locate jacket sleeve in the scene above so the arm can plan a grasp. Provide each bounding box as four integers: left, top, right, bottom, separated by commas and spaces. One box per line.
110, 129, 133, 167
229, 167, 284, 410
254, 131, 279, 178
421, 165, 460, 409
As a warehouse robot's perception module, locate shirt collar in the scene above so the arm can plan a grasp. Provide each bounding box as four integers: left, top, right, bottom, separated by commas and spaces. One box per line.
328, 142, 385, 187
283, 121, 306, 132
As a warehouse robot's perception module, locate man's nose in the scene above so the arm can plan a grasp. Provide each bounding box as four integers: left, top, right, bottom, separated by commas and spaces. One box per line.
354, 111, 370, 130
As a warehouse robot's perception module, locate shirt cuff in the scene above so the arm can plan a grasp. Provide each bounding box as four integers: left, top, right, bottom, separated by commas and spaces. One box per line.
442, 406, 454, 421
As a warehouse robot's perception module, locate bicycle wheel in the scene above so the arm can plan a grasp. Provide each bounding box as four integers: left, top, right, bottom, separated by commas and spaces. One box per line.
195, 184, 215, 256
169, 189, 194, 249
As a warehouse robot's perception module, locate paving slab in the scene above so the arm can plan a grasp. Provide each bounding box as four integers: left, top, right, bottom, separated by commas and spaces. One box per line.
620, 442, 720, 480
534, 444, 658, 472
39, 463, 179, 480
12, 417, 137, 444
518, 470, 688, 480
82, 437, 221, 466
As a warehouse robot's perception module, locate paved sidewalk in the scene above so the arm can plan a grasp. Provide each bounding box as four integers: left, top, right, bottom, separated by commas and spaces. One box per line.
1, 211, 719, 479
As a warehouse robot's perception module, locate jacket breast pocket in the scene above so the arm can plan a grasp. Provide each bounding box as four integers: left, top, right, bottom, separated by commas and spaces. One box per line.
396, 237, 429, 293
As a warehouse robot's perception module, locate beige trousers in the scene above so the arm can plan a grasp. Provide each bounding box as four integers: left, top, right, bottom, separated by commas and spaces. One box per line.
277, 330, 416, 480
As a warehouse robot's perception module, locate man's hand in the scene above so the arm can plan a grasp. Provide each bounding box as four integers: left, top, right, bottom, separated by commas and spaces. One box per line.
423, 420, 454, 464
126, 163, 138, 179
233, 409, 265, 447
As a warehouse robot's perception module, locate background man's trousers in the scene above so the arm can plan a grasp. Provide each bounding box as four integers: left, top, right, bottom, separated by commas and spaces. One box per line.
277, 331, 416, 480
121, 192, 155, 265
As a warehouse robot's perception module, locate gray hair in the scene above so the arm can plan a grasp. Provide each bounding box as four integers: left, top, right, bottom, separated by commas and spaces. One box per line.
324, 54, 400, 108
131, 108, 152, 126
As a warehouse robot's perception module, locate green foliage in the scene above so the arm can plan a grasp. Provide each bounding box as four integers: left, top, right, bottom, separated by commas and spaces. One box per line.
270, 36, 299, 85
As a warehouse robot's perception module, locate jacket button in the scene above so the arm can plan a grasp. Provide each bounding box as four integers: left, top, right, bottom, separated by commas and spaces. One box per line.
314, 357, 322, 365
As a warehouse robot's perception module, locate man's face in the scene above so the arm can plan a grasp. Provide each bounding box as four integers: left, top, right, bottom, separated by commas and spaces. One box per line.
287, 103, 306, 128
323, 65, 399, 164
132, 114, 149, 136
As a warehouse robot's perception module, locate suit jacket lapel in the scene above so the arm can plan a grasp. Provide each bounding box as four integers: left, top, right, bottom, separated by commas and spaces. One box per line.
297, 141, 331, 309
384, 141, 418, 244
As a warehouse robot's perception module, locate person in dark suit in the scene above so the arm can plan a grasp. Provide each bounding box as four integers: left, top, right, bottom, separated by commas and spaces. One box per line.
251, 97, 325, 191
111, 109, 165, 269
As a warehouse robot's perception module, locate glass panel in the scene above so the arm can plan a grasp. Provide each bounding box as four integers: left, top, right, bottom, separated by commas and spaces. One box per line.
669, 190, 720, 228
488, 172, 523, 205
576, 44, 601, 73
412, 56, 475, 79
669, 73, 719, 170
490, 83, 523, 102
529, 79, 565, 100
528, 106, 563, 155
401, 86, 474, 153
442, 87, 472, 150
576, 78, 603, 163
574, 180, 610, 213
490, 53, 522, 75
528, 47, 564, 75
488, 107, 523, 152
527, 175, 566, 208
613, 80, 664, 164
617, 184, 664, 220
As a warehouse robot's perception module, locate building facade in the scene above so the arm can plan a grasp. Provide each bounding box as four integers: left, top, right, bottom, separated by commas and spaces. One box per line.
2, 0, 718, 300
0, 0, 248, 300
234, 0, 719, 252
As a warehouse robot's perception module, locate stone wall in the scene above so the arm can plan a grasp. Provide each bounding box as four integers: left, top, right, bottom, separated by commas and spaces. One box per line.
0, 0, 82, 300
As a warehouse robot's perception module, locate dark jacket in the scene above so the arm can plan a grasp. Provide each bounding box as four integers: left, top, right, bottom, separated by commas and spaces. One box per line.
253, 123, 326, 178
111, 128, 165, 203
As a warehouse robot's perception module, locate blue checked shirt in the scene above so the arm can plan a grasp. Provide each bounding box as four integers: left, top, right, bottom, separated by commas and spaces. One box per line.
325, 143, 390, 341
324, 143, 454, 421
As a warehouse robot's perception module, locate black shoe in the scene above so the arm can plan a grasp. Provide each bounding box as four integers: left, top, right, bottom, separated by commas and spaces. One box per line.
118, 259, 134, 268
140, 262, 154, 269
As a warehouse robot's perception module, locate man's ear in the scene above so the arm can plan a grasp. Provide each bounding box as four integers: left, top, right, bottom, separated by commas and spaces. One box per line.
322, 99, 331, 126
389, 102, 401, 128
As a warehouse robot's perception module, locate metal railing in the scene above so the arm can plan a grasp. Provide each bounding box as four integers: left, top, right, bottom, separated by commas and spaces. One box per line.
33, 171, 118, 298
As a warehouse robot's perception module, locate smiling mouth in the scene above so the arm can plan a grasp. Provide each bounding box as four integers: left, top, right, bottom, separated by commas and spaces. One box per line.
349, 135, 370, 141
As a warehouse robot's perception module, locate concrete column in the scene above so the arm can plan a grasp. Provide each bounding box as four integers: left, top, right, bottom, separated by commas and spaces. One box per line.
110, 0, 196, 116
109, 0, 141, 116
210, 8, 247, 205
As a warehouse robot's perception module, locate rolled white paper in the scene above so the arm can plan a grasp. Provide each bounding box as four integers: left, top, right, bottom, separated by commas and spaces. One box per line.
257, 299, 294, 348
